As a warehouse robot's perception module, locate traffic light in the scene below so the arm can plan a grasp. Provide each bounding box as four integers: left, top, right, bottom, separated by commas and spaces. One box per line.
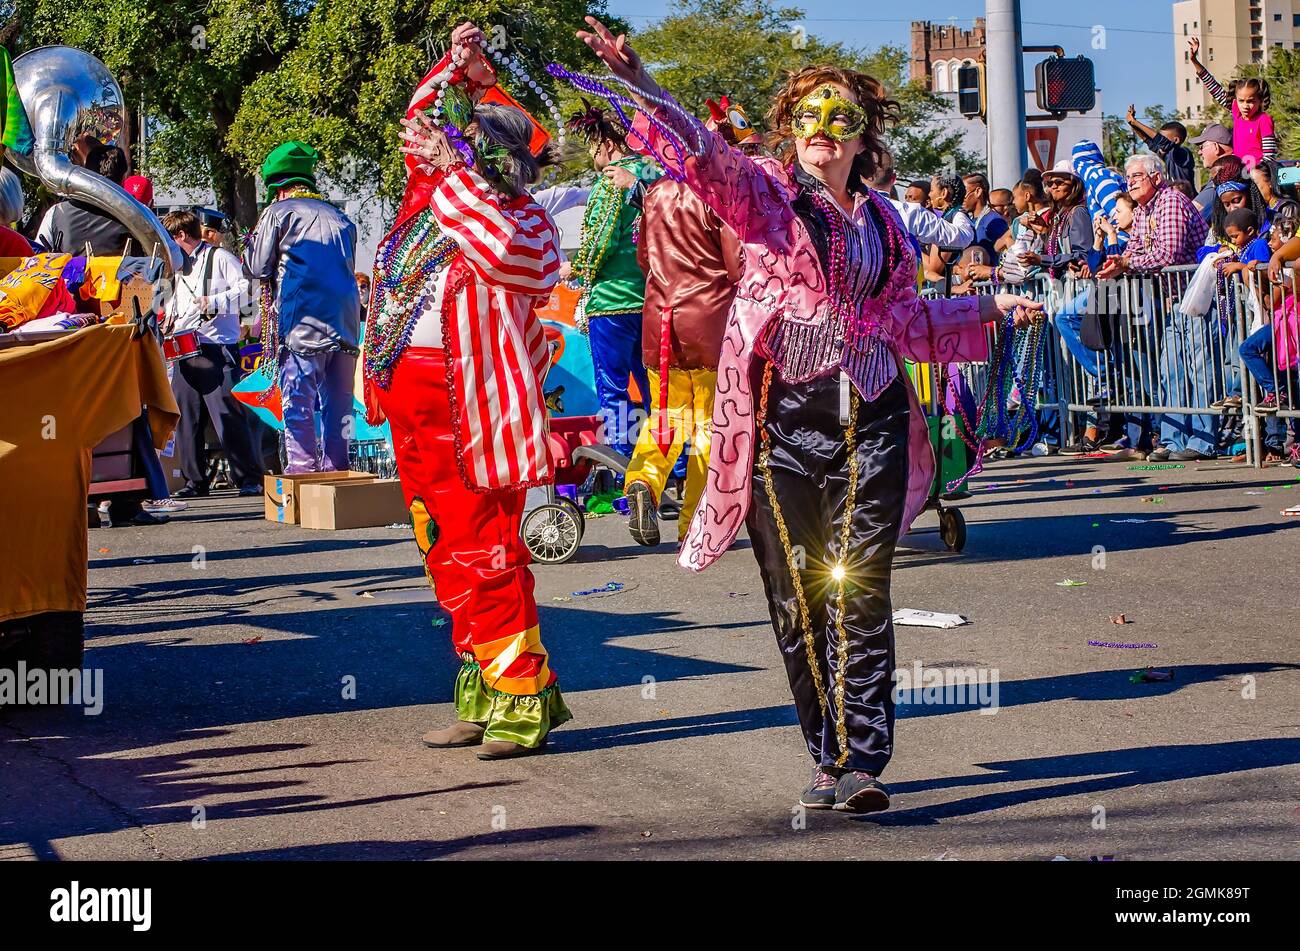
1035, 55, 1096, 114
957, 63, 984, 118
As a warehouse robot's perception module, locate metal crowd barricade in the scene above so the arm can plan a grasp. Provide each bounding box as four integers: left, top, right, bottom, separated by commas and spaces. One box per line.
922, 264, 1292, 466
1238, 263, 1300, 460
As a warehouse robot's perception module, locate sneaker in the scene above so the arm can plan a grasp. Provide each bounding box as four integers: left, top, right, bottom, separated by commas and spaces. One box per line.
1098, 437, 1130, 453
1210, 395, 1242, 411
143, 498, 188, 514
1146, 447, 1171, 462
1169, 449, 1214, 461
833, 771, 890, 813
173, 483, 209, 499
626, 481, 661, 547
238, 484, 262, 497
1061, 438, 1100, 456
799, 766, 839, 810
1254, 393, 1281, 415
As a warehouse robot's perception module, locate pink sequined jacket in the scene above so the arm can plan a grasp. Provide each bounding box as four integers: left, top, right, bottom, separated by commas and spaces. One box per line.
630, 101, 989, 572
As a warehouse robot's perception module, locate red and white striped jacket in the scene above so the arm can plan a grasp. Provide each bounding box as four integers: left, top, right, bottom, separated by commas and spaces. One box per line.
425, 164, 562, 492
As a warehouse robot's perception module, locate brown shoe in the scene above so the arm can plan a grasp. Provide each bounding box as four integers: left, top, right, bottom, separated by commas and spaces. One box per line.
475, 738, 548, 760
422, 721, 485, 748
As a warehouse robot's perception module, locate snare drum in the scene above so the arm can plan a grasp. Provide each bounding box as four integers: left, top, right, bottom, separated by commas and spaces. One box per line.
163, 330, 200, 362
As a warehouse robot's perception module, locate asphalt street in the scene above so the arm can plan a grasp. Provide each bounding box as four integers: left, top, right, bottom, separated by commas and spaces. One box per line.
3, 455, 1298, 860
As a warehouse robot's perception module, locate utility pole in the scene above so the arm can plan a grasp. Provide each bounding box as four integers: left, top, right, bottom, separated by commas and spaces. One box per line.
985, 0, 1027, 185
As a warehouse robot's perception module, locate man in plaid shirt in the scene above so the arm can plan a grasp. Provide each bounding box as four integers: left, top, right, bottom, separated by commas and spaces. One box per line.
1096, 154, 1208, 278
1098, 154, 1218, 462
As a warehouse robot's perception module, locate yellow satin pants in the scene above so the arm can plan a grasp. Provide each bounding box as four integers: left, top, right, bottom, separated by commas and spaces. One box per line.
625, 367, 716, 541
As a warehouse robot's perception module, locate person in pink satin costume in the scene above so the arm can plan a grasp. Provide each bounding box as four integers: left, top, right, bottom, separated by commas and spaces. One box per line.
577, 17, 1042, 813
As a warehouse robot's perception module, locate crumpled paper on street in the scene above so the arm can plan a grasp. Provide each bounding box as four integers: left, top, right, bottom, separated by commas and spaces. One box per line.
893, 608, 969, 629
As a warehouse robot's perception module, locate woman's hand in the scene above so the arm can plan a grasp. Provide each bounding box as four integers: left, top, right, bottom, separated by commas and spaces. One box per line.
986, 293, 1045, 329
399, 111, 460, 174
1188, 36, 1200, 63
450, 21, 496, 88
576, 16, 662, 102
1019, 251, 1041, 267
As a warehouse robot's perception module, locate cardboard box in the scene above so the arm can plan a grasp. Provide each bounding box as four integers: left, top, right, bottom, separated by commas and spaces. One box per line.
264, 471, 378, 524
297, 479, 409, 531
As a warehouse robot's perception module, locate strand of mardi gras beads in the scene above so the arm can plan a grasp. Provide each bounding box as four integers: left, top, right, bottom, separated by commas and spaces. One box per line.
569, 168, 628, 286
365, 209, 461, 388
943, 315, 1049, 492
429, 35, 567, 162
545, 64, 698, 181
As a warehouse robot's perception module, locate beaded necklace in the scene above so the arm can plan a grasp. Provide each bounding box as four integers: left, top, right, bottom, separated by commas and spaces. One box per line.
569, 163, 633, 284
944, 315, 1049, 491
429, 36, 567, 157
545, 64, 701, 181
257, 185, 330, 380
364, 208, 461, 389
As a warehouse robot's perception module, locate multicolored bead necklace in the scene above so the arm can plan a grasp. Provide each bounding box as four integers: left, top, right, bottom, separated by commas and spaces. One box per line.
545, 64, 701, 181
364, 207, 461, 389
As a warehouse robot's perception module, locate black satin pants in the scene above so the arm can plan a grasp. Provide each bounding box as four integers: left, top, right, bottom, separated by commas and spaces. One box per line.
746, 365, 910, 776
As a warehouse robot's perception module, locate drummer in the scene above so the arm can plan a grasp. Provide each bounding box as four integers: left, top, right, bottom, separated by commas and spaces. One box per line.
161, 209, 262, 499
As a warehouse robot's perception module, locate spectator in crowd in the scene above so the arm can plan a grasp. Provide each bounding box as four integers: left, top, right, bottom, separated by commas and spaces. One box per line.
1029, 161, 1112, 459
356, 272, 371, 321
1199, 177, 1252, 258
36, 144, 138, 255
1224, 209, 1298, 431
162, 209, 262, 499
1029, 160, 1092, 277
1189, 37, 1275, 169
989, 187, 1014, 220
1249, 159, 1300, 229
1171, 180, 1198, 201
923, 173, 973, 286
1126, 107, 1196, 187
1189, 123, 1236, 222
962, 171, 1009, 263
868, 160, 974, 251
1098, 154, 1212, 461
904, 180, 930, 207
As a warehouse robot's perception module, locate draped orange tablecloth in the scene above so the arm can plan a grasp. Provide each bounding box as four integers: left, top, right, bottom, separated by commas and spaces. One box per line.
0, 325, 178, 622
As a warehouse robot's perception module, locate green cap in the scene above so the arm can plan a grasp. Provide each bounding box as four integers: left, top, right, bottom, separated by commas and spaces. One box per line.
261, 141, 320, 203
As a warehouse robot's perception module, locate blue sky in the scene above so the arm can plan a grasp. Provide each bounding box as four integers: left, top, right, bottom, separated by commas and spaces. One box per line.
605, 0, 1177, 114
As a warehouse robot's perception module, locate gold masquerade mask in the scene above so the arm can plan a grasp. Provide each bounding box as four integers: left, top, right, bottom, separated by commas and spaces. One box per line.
791, 85, 866, 141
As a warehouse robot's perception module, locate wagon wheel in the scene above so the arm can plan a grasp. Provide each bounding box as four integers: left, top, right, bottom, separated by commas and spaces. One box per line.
522, 503, 583, 565
939, 506, 967, 552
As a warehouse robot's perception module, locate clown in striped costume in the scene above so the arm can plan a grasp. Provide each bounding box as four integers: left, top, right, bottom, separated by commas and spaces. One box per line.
363, 21, 570, 759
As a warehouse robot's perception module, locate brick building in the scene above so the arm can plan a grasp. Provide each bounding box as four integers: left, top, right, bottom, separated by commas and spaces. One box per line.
911, 18, 986, 92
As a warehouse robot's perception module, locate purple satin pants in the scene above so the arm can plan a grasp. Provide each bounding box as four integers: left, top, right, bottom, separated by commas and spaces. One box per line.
278, 349, 356, 473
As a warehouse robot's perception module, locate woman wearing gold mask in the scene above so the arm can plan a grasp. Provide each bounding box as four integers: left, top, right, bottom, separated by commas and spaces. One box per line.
574, 18, 1041, 812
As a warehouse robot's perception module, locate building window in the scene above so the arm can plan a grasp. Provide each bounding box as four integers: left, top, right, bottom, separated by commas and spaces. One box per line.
932, 59, 949, 92
1295, 14, 1300, 27
1209, 48, 1214, 60
1275, 13, 1282, 22
950, 61, 962, 91
1183, 23, 1188, 35
1186, 79, 1191, 91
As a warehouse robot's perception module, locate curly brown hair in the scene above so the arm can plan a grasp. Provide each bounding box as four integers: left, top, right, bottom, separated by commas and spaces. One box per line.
765, 65, 900, 186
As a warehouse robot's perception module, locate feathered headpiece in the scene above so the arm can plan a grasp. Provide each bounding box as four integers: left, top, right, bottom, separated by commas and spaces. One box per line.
565, 98, 626, 149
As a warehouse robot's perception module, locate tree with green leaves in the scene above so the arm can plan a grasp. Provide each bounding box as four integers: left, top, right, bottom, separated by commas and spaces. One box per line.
2, 1, 606, 228
630, 0, 980, 177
